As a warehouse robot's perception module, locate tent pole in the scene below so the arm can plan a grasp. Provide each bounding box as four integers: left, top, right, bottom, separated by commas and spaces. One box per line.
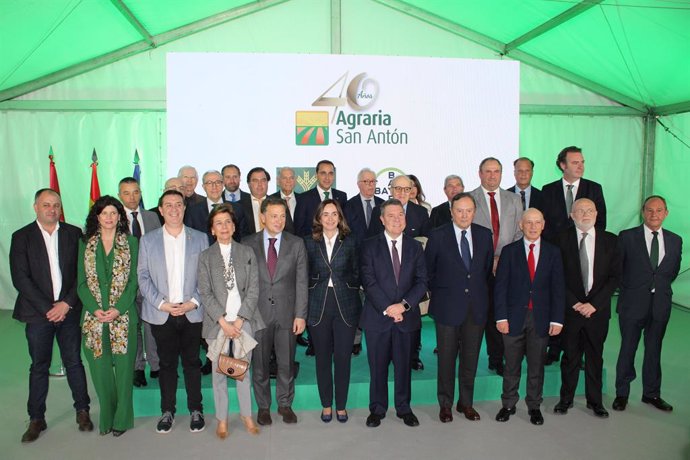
641, 115, 657, 199
331, 0, 342, 54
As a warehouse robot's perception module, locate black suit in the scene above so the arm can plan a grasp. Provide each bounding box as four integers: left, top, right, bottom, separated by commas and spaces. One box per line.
367, 201, 429, 239
183, 198, 248, 244
185, 192, 205, 208
615, 225, 682, 399
556, 227, 619, 406
428, 202, 452, 230
507, 185, 544, 212
343, 194, 384, 245
294, 188, 347, 236
268, 191, 297, 234
541, 178, 607, 242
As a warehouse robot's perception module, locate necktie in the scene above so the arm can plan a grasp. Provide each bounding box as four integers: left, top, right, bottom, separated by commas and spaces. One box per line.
460, 230, 471, 271
267, 238, 278, 280
230, 192, 236, 202
580, 232, 589, 295
365, 199, 373, 228
488, 192, 500, 251
324, 191, 330, 200
650, 231, 659, 291
527, 243, 535, 309
520, 190, 526, 211
566, 184, 574, 215
391, 240, 401, 284
131, 211, 142, 238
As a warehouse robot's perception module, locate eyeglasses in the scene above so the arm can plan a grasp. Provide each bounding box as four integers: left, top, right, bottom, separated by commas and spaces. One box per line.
573, 208, 596, 216
204, 180, 223, 187
359, 180, 377, 185
391, 186, 412, 193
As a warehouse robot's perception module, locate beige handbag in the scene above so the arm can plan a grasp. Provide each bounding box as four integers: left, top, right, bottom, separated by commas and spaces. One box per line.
216, 338, 249, 381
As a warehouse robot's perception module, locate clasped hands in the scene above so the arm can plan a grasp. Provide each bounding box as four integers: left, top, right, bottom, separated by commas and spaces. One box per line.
161, 301, 197, 316
93, 308, 121, 323
496, 321, 562, 336
573, 302, 596, 318
384, 303, 405, 323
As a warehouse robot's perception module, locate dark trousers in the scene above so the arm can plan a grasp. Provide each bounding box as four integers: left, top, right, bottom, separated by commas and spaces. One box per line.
559, 313, 609, 405
25, 314, 90, 420
150, 315, 203, 414
436, 308, 485, 408
485, 276, 504, 367
252, 320, 297, 409
364, 326, 414, 416
308, 288, 357, 410
501, 310, 548, 410
615, 301, 668, 398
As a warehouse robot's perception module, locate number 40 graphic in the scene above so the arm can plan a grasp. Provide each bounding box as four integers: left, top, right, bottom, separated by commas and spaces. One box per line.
312, 72, 379, 122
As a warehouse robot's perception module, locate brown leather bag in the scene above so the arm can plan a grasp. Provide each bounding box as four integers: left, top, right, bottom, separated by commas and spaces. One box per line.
216, 339, 249, 381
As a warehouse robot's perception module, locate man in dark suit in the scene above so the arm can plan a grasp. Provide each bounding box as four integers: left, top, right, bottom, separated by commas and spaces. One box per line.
244, 196, 308, 425
494, 208, 565, 426
554, 198, 619, 418
294, 159, 347, 237
541, 146, 607, 364
221, 164, 250, 204
613, 195, 682, 413
368, 175, 429, 239
268, 166, 298, 234
507, 157, 544, 211
343, 167, 384, 245
428, 175, 464, 230
239, 167, 274, 236
118, 176, 162, 388
426, 193, 493, 423
178, 165, 205, 207
10, 189, 93, 442
360, 199, 427, 428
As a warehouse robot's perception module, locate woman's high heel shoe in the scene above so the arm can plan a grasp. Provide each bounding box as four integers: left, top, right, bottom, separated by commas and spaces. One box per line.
216, 419, 228, 439
241, 416, 259, 435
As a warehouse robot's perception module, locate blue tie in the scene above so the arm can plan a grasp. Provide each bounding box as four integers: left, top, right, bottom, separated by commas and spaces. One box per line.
460, 230, 471, 271
230, 192, 236, 202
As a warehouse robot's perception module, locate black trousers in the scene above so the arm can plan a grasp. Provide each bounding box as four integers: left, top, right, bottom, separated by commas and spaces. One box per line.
151, 315, 203, 414
485, 275, 504, 367
308, 288, 357, 410
436, 307, 485, 408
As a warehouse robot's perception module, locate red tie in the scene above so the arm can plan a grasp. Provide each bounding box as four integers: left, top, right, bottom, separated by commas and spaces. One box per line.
488, 192, 500, 251
527, 243, 535, 309
267, 238, 278, 280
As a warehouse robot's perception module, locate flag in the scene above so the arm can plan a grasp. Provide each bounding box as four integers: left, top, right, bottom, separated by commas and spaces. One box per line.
132, 149, 144, 209
89, 148, 101, 208
48, 146, 65, 222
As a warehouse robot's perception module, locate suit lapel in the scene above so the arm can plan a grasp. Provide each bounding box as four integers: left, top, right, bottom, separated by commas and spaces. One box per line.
634, 226, 652, 271
32, 223, 53, 291
475, 192, 490, 226
447, 225, 465, 270
591, 230, 605, 291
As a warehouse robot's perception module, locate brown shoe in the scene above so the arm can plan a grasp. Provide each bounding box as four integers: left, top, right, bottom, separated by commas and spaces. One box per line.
456, 403, 481, 421
21, 419, 47, 443
257, 408, 272, 426
439, 407, 453, 423
278, 406, 298, 424
241, 415, 260, 435
215, 419, 228, 439
76, 410, 94, 432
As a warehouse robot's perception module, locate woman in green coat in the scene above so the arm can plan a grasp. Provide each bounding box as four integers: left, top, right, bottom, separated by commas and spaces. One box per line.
77, 195, 138, 436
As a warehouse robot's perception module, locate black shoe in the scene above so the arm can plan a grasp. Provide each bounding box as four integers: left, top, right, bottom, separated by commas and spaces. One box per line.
495, 407, 516, 422
488, 362, 504, 376
156, 411, 174, 434
612, 396, 628, 411
76, 410, 94, 432
200, 359, 212, 375
439, 407, 453, 423
305, 343, 315, 356
321, 409, 332, 423
586, 402, 610, 418
149, 370, 159, 379
133, 369, 147, 387
529, 409, 544, 425
366, 413, 383, 427
336, 411, 348, 423
397, 412, 419, 427
553, 400, 573, 414
296, 335, 310, 347
21, 419, 47, 443
411, 358, 424, 371
278, 406, 298, 424
112, 429, 126, 437
190, 410, 205, 432
257, 408, 272, 426
352, 344, 362, 356
641, 396, 673, 412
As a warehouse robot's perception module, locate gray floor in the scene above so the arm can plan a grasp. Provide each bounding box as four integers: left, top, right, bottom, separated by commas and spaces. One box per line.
2, 308, 689, 460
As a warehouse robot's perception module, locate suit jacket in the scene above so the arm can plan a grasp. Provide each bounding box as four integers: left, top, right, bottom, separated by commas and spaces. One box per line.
366, 201, 429, 239
428, 201, 452, 230
304, 234, 362, 327
140, 209, 161, 233
343, 194, 384, 245
470, 187, 523, 256
359, 233, 428, 333
425, 223, 494, 327
149, 206, 164, 225
507, 185, 544, 212
197, 241, 266, 339
617, 225, 682, 323
556, 227, 619, 321
243, 230, 308, 328
541, 178, 607, 241
183, 198, 248, 244
238, 193, 292, 236
268, 191, 297, 234
494, 238, 565, 338
185, 192, 206, 208
137, 226, 209, 325
10, 221, 83, 323
294, 187, 348, 236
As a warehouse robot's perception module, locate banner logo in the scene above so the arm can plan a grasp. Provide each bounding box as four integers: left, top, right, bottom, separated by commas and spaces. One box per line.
295, 111, 329, 145
375, 167, 406, 199
293, 168, 319, 192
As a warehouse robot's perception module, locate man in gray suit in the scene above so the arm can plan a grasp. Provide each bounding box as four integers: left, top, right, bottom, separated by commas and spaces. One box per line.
470, 157, 523, 375
138, 190, 209, 434
243, 196, 308, 426
118, 177, 161, 388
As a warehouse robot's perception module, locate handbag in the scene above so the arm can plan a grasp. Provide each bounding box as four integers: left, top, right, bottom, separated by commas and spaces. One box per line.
216, 337, 249, 381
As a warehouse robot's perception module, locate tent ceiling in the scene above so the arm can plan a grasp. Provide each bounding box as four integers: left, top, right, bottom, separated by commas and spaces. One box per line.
1, 0, 689, 114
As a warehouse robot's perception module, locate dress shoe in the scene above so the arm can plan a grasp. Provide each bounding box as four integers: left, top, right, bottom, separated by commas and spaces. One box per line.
397, 412, 420, 427
321, 408, 333, 423
76, 409, 94, 432
529, 409, 544, 425
553, 400, 573, 414
612, 396, 628, 411
488, 363, 504, 376
411, 358, 424, 371
586, 402, 610, 418
278, 406, 298, 424
241, 415, 259, 434
133, 369, 147, 387
439, 407, 453, 423
200, 359, 212, 375
112, 429, 126, 437
216, 419, 228, 439
495, 406, 516, 422
352, 344, 362, 356
305, 343, 315, 356
296, 335, 310, 347
456, 404, 480, 421
642, 396, 673, 412
366, 412, 384, 427
257, 408, 272, 426
150, 370, 159, 379
336, 410, 348, 423
21, 419, 47, 443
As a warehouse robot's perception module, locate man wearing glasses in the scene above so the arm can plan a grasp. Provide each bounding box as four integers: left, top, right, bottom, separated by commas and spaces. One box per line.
344, 167, 384, 245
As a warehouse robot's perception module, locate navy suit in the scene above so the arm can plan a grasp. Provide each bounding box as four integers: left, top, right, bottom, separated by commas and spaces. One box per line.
541, 178, 606, 241
360, 233, 427, 416
343, 194, 384, 245
294, 188, 347, 237
268, 191, 297, 234
426, 223, 494, 408
428, 202, 452, 230
367, 201, 429, 239
615, 225, 682, 399
507, 185, 544, 212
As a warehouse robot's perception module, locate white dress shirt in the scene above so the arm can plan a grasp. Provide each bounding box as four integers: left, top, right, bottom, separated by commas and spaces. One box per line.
281, 192, 296, 218
317, 186, 332, 201
384, 231, 402, 264
251, 195, 265, 232
324, 231, 338, 287
643, 224, 666, 264
37, 221, 62, 301
162, 226, 186, 305
219, 242, 242, 321
577, 227, 595, 295
481, 186, 502, 220
453, 224, 473, 258
127, 209, 145, 235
